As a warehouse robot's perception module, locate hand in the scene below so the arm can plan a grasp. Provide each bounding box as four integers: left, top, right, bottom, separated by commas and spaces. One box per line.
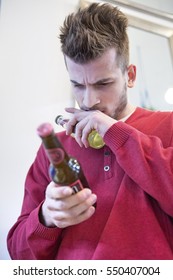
65, 107, 116, 147
40, 182, 97, 228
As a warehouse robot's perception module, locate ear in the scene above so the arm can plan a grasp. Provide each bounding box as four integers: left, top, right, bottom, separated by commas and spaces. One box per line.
127, 64, 136, 88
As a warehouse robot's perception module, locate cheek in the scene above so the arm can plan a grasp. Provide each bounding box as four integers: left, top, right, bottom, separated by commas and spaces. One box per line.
101, 90, 116, 104
101, 85, 125, 109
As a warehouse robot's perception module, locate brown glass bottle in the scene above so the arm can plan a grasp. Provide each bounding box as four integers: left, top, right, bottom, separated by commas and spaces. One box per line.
37, 123, 89, 193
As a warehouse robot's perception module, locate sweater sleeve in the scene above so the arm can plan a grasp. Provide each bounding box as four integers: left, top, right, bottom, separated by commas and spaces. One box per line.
104, 121, 173, 218
7, 145, 63, 260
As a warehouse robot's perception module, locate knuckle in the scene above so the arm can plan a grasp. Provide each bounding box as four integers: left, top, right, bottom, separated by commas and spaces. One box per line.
66, 207, 78, 218
57, 200, 67, 211
55, 220, 66, 228
45, 184, 52, 197
75, 122, 82, 134
85, 195, 96, 208
92, 110, 99, 120
83, 200, 91, 209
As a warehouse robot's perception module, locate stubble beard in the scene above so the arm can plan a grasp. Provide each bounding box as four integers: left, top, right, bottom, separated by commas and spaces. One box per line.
111, 83, 128, 120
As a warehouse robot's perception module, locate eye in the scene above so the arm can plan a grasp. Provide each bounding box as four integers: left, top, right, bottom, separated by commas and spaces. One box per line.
101, 83, 109, 86
97, 82, 110, 88
72, 83, 84, 89
74, 84, 83, 88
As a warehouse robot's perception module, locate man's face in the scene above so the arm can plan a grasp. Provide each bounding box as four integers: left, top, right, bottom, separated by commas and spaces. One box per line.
65, 48, 135, 120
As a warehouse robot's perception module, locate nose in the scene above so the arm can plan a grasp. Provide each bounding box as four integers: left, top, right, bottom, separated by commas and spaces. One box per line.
83, 87, 100, 110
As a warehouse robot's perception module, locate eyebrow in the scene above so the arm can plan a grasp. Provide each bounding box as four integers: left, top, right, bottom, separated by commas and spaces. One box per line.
70, 80, 82, 85
70, 78, 113, 85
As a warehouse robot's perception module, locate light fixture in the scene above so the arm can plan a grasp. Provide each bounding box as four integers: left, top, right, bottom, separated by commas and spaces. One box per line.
164, 88, 173, 104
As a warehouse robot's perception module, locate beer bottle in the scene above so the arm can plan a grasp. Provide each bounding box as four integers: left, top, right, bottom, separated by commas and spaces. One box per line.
55, 115, 105, 149
37, 122, 89, 193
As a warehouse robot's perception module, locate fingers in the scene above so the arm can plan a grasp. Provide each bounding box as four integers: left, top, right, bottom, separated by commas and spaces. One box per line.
64, 108, 96, 147
65, 108, 87, 136
47, 185, 95, 211
51, 195, 97, 228
54, 207, 96, 228
46, 182, 73, 200
64, 107, 116, 147
74, 118, 92, 148
65, 107, 80, 114
42, 182, 97, 228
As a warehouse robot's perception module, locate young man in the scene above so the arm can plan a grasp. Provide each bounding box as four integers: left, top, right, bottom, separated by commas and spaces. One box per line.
7, 3, 173, 259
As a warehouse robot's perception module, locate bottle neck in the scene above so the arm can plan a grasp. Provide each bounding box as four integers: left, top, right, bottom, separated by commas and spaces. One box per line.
41, 132, 70, 164
41, 132, 63, 149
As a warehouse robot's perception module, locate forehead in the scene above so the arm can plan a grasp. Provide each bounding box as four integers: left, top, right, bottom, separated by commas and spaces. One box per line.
65, 48, 121, 82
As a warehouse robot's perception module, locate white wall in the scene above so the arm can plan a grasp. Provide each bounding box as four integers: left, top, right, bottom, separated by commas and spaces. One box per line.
128, 26, 173, 110
0, 0, 79, 260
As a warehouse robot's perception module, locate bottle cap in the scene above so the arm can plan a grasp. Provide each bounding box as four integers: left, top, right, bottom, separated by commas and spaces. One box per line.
37, 123, 53, 137
55, 115, 68, 127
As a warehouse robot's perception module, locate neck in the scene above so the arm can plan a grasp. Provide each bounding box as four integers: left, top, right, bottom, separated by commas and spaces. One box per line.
117, 103, 136, 120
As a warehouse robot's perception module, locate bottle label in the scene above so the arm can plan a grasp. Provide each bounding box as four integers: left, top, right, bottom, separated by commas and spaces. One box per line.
70, 179, 83, 193
46, 148, 65, 165
49, 164, 66, 184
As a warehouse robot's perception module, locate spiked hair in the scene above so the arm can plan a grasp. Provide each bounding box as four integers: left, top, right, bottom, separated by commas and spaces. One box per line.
59, 3, 129, 72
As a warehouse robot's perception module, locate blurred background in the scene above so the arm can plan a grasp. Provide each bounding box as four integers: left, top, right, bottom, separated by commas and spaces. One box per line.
0, 0, 173, 259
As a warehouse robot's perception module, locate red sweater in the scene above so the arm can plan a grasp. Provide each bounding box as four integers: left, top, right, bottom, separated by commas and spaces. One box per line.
7, 107, 173, 259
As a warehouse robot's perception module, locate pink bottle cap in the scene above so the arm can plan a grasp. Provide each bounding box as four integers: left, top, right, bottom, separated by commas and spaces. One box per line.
37, 123, 53, 137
